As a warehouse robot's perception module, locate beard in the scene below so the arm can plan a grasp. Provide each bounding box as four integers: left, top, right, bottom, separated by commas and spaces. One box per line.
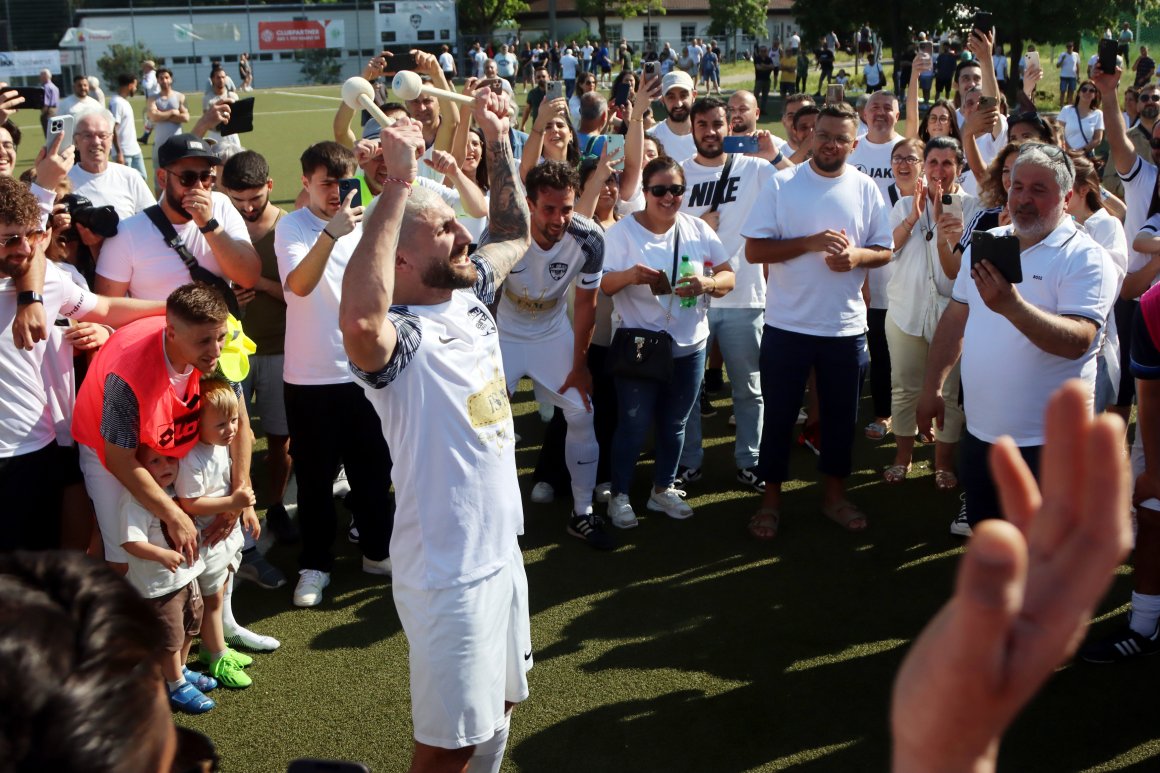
164, 185, 193, 221
422, 247, 476, 290
1012, 207, 1060, 241
695, 140, 723, 159
669, 105, 690, 123
0, 253, 31, 279
812, 153, 845, 174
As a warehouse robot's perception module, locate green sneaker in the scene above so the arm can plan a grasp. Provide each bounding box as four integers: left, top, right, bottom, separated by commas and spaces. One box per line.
199, 646, 254, 669
209, 654, 252, 689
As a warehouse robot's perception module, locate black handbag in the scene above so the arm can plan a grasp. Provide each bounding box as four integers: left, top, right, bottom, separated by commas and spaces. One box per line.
607, 228, 680, 381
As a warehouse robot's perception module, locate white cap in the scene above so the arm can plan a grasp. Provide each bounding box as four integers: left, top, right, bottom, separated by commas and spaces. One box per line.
661, 70, 694, 95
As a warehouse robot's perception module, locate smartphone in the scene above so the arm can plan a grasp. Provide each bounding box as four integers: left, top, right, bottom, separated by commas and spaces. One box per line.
11, 86, 45, 110
44, 114, 74, 157
604, 134, 626, 171
918, 53, 933, 72
978, 95, 998, 110
826, 84, 845, 104
287, 761, 371, 773
1099, 38, 1120, 75
546, 80, 564, 102
723, 135, 760, 153
338, 177, 362, 208
651, 270, 673, 296
971, 231, 1023, 284
611, 81, 630, 106
941, 193, 963, 222
972, 11, 993, 33
1025, 50, 1041, 72
919, 40, 934, 55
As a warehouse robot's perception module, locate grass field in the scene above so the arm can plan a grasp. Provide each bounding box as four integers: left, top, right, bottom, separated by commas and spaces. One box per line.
8, 76, 1160, 772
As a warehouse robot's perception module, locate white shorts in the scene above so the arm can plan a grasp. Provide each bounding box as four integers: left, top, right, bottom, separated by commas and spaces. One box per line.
196, 517, 243, 595
79, 444, 129, 563
393, 543, 531, 749
500, 328, 585, 412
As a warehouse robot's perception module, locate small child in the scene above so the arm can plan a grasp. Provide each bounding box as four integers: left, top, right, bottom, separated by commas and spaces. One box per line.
120, 445, 216, 714
175, 377, 260, 689
835, 69, 850, 87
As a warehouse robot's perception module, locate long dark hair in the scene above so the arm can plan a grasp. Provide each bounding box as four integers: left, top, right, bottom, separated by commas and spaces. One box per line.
918, 99, 962, 144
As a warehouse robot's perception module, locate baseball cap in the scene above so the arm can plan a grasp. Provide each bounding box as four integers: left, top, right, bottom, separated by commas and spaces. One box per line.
156, 133, 222, 168
661, 71, 694, 95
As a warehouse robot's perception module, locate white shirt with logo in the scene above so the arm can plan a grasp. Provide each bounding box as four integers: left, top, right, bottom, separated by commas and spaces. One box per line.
848, 134, 901, 310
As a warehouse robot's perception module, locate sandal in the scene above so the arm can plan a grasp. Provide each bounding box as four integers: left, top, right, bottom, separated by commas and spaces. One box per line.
821, 500, 868, 532
747, 507, 780, 541
934, 469, 959, 491
865, 419, 892, 441
883, 463, 911, 484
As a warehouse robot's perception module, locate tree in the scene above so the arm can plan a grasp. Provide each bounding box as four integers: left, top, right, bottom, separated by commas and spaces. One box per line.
574, 0, 664, 42
708, 0, 765, 57
299, 49, 342, 85
96, 43, 159, 88
457, 0, 530, 38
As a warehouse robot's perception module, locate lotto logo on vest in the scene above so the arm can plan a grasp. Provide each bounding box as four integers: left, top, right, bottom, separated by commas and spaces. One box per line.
156, 412, 200, 451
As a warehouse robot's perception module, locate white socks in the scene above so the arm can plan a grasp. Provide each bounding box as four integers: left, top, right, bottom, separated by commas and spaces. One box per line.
221, 572, 239, 630
465, 714, 510, 773
1129, 591, 1160, 637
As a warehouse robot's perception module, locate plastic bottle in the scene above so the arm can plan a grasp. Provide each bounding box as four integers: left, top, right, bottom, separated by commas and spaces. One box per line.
702, 261, 714, 309
678, 255, 697, 309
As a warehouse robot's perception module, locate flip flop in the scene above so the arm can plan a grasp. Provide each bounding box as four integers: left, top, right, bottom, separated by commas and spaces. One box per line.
821, 500, 868, 532
747, 506, 780, 541
883, 463, 911, 484
865, 419, 891, 441
935, 469, 959, 491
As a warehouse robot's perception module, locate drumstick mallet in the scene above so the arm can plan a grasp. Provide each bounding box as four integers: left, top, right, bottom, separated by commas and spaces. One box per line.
390, 70, 477, 105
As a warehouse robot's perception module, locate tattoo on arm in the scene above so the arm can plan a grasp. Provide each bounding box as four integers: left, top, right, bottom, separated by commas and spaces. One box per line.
475, 138, 531, 284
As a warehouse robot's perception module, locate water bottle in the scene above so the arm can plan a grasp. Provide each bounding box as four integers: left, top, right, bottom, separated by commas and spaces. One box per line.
678, 256, 697, 309
702, 261, 714, 310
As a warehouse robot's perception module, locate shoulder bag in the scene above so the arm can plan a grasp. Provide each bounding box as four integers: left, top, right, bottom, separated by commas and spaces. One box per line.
607, 227, 682, 381
144, 205, 239, 316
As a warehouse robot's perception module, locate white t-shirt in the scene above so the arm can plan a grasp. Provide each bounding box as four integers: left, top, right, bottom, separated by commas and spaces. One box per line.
353, 259, 523, 590
648, 121, 696, 163
993, 55, 1009, 80
849, 134, 902, 310
602, 212, 729, 355
497, 213, 603, 342
497, 52, 518, 78
582, 45, 594, 62
561, 54, 579, 79
887, 193, 980, 339
680, 154, 774, 309
1058, 51, 1080, 78
141, 70, 159, 99
953, 219, 1118, 445
121, 487, 206, 599
473, 50, 487, 77
107, 94, 142, 158
438, 51, 455, 73
67, 163, 155, 221
98, 192, 250, 300
0, 261, 98, 458
1120, 156, 1159, 279
741, 161, 894, 336
1057, 104, 1105, 150
58, 94, 101, 118
274, 207, 361, 385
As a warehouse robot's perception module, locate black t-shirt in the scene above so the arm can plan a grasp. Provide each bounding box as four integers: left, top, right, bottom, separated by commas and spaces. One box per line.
816, 49, 835, 69
1131, 301, 1160, 380
754, 54, 774, 82
936, 52, 958, 79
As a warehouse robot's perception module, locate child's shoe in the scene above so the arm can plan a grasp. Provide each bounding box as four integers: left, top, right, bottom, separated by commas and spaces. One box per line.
170, 681, 216, 713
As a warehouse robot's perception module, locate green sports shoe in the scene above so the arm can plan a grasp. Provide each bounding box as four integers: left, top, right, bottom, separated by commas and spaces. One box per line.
209, 653, 252, 688
199, 646, 253, 669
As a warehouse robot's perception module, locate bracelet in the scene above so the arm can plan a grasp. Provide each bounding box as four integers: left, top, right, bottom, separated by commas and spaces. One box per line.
771, 150, 784, 165
383, 177, 413, 195
322, 228, 337, 241
630, 116, 644, 123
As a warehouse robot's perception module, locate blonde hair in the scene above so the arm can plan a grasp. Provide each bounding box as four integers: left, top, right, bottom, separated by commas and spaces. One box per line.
199, 377, 239, 418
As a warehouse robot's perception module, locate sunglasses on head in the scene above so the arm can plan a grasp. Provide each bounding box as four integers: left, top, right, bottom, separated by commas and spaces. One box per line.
646, 184, 686, 197
170, 169, 217, 186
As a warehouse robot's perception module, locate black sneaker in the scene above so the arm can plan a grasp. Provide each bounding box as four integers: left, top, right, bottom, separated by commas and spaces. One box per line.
674, 466, 703, 489
736, 467, 766, 493
704, 367, 724, 394
348, 518, 360, 544
950, 494, 972, 537
700, 386, 717, 417
567, 512, 615, 550
265, 503, 300, 544
1079, 623, 1160, 663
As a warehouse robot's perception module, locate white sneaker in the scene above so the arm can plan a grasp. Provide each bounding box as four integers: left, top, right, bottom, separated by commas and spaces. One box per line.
362, 555, 393, 576
332, 466, 351, 499
594, 482, 612, 503
647, 487, 694, 520
531, 481, 555, 504
608, 493, 638, 529
223, 623, 281, 652
293, 569, 331, 607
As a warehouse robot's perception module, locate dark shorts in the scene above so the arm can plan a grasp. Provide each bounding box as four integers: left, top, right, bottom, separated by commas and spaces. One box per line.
151, 582, 203, 652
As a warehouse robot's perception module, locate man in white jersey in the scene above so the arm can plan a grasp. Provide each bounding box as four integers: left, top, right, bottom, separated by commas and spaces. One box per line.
742, 102, 893, 538
648, 71, 696, 162
108, 74, 145, 179
67, 111, 155, 220
340, 85, 531, 773
674, 97, 773, 492
497, 160, 610, 549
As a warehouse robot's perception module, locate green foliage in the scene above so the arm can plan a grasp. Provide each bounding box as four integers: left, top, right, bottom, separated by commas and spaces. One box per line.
575, 0, 664, 40
708, 0, 766, 39
95, 43, 158, 88
457, 0, 530, 34
298, 49, 343, 85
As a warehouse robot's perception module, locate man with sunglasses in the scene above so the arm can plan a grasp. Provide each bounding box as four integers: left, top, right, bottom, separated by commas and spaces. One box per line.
95, 133, 260, 303
66, 111, 155, 221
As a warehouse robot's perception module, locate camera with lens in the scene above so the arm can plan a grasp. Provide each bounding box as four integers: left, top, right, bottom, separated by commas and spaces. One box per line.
60, 193, 119, 239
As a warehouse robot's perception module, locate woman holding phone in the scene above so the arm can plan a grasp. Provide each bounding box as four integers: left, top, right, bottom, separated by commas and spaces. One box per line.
600, 157, 733, 528
519, 96, 580, 182
1057, 80, 1105, 156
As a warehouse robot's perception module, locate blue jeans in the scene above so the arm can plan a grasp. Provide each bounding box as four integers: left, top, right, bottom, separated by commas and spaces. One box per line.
756, 326, 869, 483
680, 308, 763, 470
611, 346, 706, 494
123, 154, 147, 179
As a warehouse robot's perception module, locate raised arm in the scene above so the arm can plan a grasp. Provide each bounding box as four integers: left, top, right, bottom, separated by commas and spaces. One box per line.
621, 73, 658, 197
414, 49, 460, 154
1094, 65, 1136, 177
473, 88, 532, 282
905, 59, 922, 140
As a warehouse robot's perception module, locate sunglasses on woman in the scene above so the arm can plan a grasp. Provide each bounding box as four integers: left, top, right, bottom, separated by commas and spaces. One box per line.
646, 184, 686, 197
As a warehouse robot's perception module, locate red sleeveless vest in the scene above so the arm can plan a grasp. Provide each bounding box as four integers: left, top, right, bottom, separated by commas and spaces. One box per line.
72, 317, 201, 466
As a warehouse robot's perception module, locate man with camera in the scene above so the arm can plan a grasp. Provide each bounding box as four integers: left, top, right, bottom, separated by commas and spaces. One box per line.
917, 143, 1118, 536
67, 111, 155, 221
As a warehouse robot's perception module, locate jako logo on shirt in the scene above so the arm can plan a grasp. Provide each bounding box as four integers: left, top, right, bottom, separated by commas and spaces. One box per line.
855, 164, 894, 181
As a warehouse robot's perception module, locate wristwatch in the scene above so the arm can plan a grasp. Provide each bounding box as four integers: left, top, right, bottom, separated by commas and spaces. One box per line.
199, 218, 220, 234
16, 291, 43, 306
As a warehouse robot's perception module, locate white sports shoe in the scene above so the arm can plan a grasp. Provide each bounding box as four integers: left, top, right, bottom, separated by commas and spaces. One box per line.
362, 555, 393, 576
647, 487, 694, 520
530, 481, 555, 503
293, 569, 331, 608
223, 623, 281, 652
607, 493, 638, 529
332, 466, 351, 499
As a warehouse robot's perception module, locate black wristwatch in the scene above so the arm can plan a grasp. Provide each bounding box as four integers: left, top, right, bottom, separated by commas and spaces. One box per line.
199, 218, 220, 234
16, 291, 43, 306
